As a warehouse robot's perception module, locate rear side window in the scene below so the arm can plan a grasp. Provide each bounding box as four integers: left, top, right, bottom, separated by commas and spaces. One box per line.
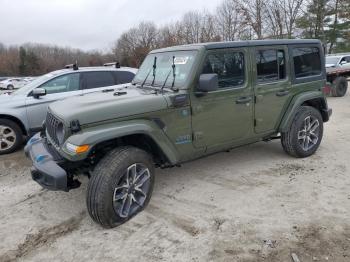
293, 47, 321, 78
202, 51, 245, 89
83, 71, 115, 89
256, 49, 286, 83
113, 71, 135, 84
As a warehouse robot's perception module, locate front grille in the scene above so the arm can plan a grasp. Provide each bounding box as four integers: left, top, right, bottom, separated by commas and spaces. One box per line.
46, 112, 61, 146
44, 141, 63, 161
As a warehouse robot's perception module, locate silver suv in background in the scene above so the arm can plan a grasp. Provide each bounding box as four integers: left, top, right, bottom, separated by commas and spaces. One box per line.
0, 65, 137, 154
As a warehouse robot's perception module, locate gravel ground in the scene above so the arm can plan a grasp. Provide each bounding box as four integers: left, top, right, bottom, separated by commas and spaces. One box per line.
0, 93, 349, 262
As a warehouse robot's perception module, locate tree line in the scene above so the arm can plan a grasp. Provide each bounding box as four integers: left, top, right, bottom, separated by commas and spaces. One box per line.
1, 0, 349, 76
0, 43, 114, 76
114, 0, 350, 67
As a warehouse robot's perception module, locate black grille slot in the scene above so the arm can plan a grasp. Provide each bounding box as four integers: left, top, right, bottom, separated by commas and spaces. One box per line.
46, 112, 61, 146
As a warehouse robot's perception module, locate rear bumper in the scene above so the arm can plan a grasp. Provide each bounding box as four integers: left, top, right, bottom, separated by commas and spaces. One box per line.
24, 133, 68, 192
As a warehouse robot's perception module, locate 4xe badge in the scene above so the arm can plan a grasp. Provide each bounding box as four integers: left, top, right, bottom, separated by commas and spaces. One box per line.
175, 134, 191, 145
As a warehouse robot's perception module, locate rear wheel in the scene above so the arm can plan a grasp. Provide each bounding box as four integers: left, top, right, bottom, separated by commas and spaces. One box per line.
332, 76, 348, 97
281, 106, 323, 158
7, 85, 14, 90
0, 119, 23, 155
87, 146, 155, 228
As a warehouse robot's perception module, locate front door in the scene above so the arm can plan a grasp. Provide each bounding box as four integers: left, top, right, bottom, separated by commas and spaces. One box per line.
253, 46, 291, 134
191, 48, 254, 149
25, 73, 82, 130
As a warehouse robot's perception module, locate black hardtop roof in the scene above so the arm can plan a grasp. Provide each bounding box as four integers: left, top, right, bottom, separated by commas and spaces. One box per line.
151, 39, 322, 53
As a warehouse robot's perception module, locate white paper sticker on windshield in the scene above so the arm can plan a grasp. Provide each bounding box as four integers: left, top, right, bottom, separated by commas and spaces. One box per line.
174, 57, 189, 65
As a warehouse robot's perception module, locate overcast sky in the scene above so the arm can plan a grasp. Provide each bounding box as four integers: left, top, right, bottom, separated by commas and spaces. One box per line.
0, 0, 222, 51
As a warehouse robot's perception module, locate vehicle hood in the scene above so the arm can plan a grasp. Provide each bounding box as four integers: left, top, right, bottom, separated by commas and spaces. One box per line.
0, 93, 26, 110
325, 63, 336, 68
49, 87, 169, 125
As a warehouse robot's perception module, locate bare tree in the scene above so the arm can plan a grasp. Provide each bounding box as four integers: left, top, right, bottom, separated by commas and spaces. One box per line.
200, 11, 221, 42
114, 22, 158, 67
216, 0, 246, 41
280, 0, 304, 38
265, 0, 285, 38
240, 0, 266, 39
181, 11, 203, 43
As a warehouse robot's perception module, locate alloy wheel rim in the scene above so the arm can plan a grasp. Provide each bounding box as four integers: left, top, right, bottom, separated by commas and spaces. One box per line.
297, 116, 320, 151
113, 163, 151, 218
0, 125, 16, 152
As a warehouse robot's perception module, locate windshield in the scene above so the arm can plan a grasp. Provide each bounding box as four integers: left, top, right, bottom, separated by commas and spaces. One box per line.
12, 72, 58, 95
326, 56, 341, 65
133, 50, 198, 88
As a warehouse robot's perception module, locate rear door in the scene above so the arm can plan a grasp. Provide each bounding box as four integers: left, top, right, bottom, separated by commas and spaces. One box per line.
253, 45, 291, 134
25, 73, 83, 130
82, 71, 116, 94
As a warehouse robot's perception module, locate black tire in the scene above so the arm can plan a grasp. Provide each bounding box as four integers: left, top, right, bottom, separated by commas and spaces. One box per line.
87, 146, 155, 228
0, 119, 23, 155
281, 106, 323, 158
331, 76, 348, 97
7, 85, 14, 90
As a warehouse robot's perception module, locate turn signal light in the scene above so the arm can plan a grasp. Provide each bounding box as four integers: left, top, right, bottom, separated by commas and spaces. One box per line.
75, 145, 90, 154
66, 143, 90, 154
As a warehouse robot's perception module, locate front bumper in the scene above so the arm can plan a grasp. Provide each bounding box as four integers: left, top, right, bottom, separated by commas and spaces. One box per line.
24, 133, 68, 192
322, 108, 332, 122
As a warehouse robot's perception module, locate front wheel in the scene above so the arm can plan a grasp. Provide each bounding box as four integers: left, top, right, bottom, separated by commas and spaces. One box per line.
281, 106, 323, 158
7, 85, 14, 90
0, 119, 23, 155
87, 146, 155, 228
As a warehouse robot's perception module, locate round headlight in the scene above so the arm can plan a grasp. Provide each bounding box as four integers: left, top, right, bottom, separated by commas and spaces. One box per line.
56, 123, 65, 145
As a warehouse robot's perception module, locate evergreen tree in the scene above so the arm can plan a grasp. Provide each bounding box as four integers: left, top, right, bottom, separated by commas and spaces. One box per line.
18, 46, 27, 75
297, 0, 350, 53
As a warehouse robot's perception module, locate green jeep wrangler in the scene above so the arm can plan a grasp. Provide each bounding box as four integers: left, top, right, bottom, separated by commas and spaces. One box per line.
25, 40, 332, 228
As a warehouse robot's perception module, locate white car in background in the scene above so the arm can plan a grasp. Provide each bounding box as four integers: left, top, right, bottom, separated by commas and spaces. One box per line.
0, 78, 28, 90
325, 54, 350, 70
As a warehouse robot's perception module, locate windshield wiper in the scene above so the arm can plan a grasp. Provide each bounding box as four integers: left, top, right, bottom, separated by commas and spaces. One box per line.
140, 69, 152, 88
171, 56, 176, 88
160, 70, 172, 92
151, 57, 157, 87
160, 56, 178, 93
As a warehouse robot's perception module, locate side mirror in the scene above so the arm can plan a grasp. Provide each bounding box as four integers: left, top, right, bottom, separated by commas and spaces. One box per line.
195, 74, 219, 97
340, 60, 347, 65
32, 88, 46, 98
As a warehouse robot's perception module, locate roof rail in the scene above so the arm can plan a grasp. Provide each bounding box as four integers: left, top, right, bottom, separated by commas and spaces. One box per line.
103, 62, 121, 68
65, 62, 79, 71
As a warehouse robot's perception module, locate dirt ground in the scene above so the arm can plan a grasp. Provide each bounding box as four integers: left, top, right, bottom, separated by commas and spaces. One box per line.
1, 92, 350, 262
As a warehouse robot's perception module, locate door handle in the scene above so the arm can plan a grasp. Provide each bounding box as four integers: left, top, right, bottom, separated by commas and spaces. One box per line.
276, 90, 289, 97
236, 97, 252, 104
